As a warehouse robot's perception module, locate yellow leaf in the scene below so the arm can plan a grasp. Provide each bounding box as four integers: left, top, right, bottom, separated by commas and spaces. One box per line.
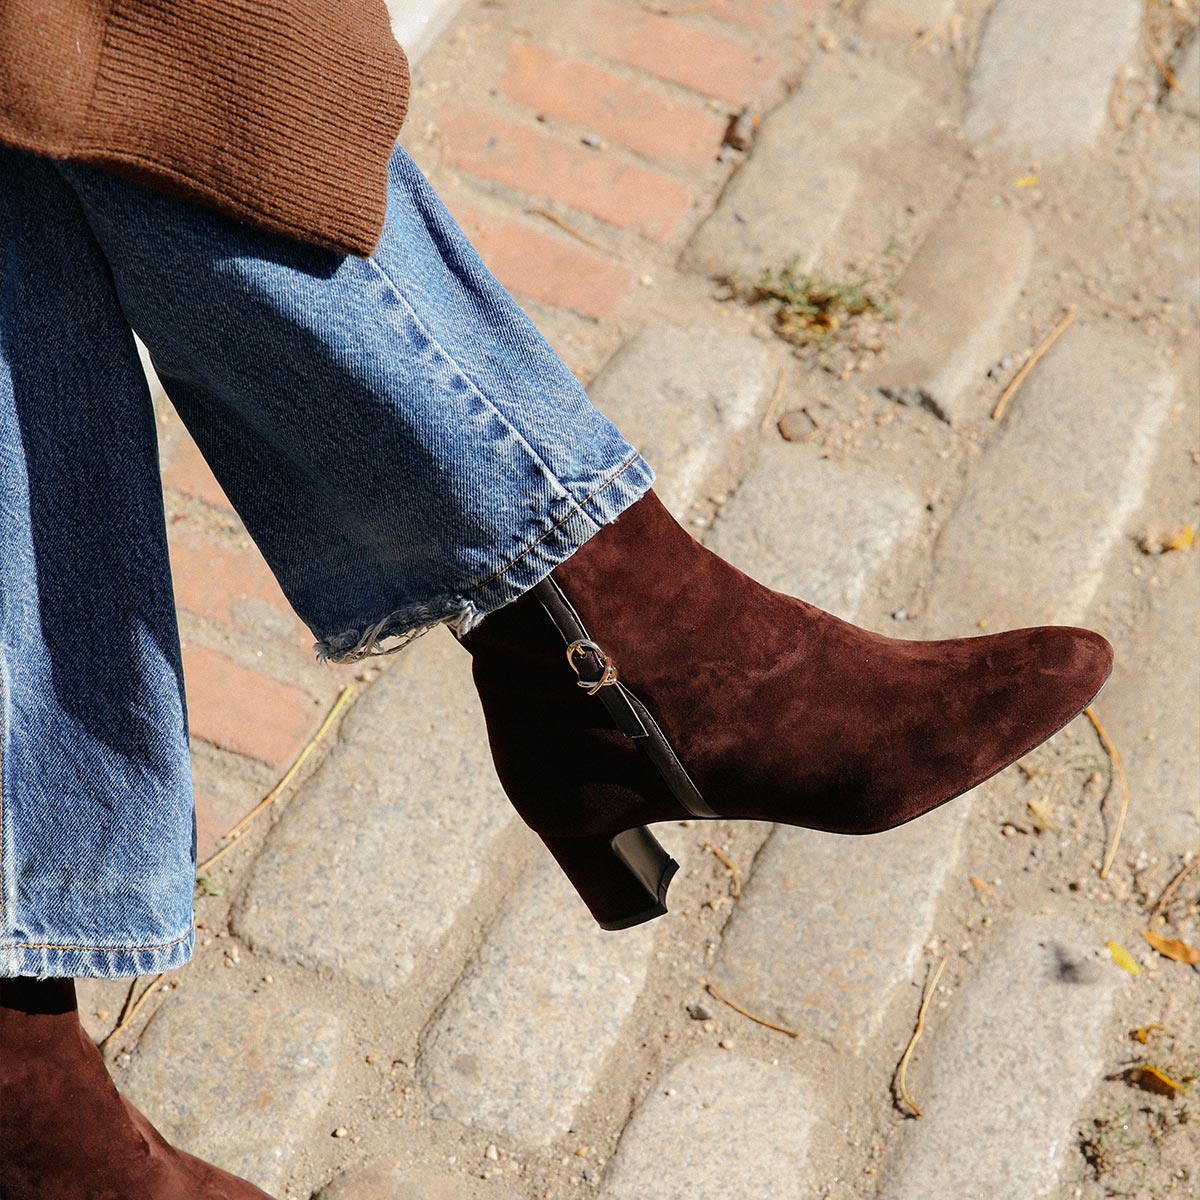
1107, 940, 1141, 974
1132, 1023, 1167, 1044
1141, 929, 1200, 965
1013, 173, 1039, 187
1162, 523, 1195, 551
1127, 1064, 1188, 1096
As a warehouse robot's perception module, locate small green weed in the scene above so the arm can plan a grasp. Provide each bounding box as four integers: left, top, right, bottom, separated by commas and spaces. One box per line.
195, 870, 226, 898
721, 257, 894, 352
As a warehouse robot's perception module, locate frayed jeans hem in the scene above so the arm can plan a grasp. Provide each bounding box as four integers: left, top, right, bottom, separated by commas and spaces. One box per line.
312, 451, 655, 664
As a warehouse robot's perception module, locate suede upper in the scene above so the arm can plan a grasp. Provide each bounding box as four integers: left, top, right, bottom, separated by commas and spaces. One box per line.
0, 978, 273, 1200
464, 489, 1113, 843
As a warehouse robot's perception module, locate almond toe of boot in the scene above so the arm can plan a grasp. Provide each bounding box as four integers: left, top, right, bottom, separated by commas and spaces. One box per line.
894, 622, 1115, 828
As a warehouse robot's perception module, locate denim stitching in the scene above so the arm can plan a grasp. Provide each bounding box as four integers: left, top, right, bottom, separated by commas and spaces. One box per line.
464, 452, 644, 594
364, 254, 579, 508
6, 928, 193, 954
311, 454, 645, 664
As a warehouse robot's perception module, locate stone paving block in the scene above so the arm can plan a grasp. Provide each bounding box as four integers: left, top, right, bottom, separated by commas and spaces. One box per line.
683, 56, 917, 280
122, 986, 341, 1193
965, 0, 1143, 154
706, 443, 924, 618
866, 198, 1034, 424
586, 324, 774, 515
601, 1050, 815, 1200
711, 802, 965, 1051
925, 323, 1175, 635
861, 0, 955, 38
233, 631, 514, 991
418, 828, 686, 1148
1090, 556, 1200, 859
880, 913, 1119, 1200
317, 1163, 509, 1199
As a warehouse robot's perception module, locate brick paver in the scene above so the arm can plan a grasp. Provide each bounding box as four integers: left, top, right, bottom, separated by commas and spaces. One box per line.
446, 200, 637, 319
436, 105, 695, 241
179, 641, 319, 769
498, 43, 728, 166
582, 0, 781, 103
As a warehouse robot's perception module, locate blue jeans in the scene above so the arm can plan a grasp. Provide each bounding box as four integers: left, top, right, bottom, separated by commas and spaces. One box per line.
0, 142, 654, 979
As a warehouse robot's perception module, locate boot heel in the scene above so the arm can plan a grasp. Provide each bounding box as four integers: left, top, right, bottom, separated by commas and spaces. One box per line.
539, 826, 679, 931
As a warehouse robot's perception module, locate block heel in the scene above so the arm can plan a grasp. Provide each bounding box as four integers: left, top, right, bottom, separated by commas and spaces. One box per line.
539, 826, 679, 931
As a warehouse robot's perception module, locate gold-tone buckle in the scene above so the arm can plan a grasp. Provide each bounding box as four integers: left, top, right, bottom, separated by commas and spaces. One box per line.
565, 638, 619, 695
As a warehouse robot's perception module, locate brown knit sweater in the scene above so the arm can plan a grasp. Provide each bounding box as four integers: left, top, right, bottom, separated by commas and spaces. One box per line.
0, 0, 411, 255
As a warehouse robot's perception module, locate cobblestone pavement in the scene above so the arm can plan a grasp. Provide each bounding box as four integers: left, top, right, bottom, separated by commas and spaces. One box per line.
79, 1, 1199, 1196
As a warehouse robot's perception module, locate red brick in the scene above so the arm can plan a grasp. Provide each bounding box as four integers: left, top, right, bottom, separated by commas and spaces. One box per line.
194, 782, 254, 862
582, 1, 780, 103
162, 435, 235, 513
167, 529, 300, 629
499, 42, 727, 165
446, 200, 637, 318
181, 641, 318, 768
706, 0, 778, 28
437, 105, 694, 241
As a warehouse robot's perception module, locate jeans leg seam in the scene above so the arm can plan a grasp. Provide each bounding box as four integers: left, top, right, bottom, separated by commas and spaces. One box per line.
365, 254, 578, 504
464, 451, 644, 595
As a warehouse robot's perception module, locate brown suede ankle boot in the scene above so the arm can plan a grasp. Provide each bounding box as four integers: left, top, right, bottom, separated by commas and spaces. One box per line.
460, 488, 1113, 930
0, 977, 274, 1200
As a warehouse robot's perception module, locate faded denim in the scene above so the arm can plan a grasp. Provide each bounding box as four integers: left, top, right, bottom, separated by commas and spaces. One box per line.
0, 141, 653, 978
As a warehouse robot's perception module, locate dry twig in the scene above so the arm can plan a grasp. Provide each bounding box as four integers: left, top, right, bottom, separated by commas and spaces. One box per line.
1150, 858, 1199, 927
1084, 705, 1129, 880
99, 973, 166, 1053
529, 205, 611, 253
991, 305, 1077, 421
704, 841, 742, 895
761, 365, 787, 434
197, 684, 356, 875
894, 957, 946, 1117
1144, 0, 1179, 90
705, 981, 801, 1037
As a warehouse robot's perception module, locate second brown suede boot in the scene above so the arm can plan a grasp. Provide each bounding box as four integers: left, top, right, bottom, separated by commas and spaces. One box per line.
460, 488, 1113, 929
0, 976, 275, 1200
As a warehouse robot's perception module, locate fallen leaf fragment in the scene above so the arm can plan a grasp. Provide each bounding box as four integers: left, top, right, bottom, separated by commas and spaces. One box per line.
1107, 940, 1141, 974
1013, 173, 1039, 187
969, 875, 993, 897
1027, 797, 1059, 833
1140, 929, 1200, 965
1132, 1023, 1167, 1044
1126, 1064, 1188, 1096
1138, 523, 1196, 554
1163, 523, 1195, 551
